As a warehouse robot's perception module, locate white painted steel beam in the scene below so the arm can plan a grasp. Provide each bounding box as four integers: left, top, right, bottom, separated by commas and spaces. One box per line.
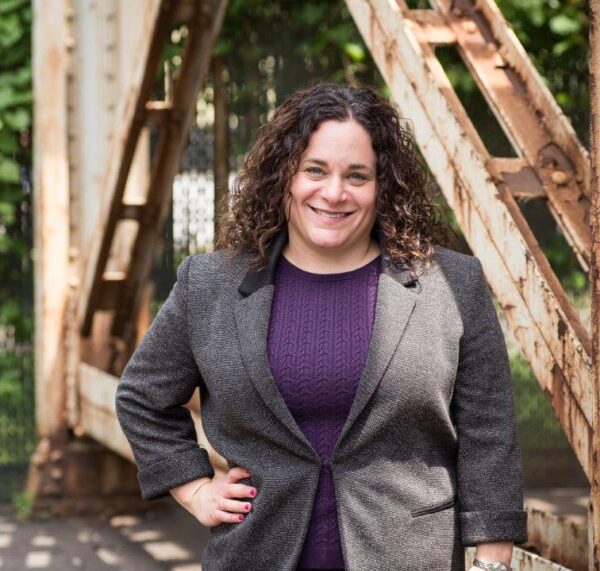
78, 363, 229, 477
32, 0, 71, 437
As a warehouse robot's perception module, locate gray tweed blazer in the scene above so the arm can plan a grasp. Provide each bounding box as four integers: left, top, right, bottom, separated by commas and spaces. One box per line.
115, 225, 528, 571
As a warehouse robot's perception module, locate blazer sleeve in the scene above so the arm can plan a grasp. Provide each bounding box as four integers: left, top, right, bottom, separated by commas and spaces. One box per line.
451, 255, 528, 546
115, 255, 215, 501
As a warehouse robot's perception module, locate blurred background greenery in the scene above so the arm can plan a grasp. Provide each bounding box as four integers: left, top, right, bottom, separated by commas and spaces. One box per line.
0, 0, 590, 502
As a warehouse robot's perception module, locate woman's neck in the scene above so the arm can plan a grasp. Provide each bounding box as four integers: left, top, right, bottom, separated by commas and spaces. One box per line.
281, 239, 381, 274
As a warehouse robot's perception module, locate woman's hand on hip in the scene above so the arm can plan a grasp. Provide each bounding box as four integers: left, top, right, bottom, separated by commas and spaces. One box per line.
170, 467, 256, 528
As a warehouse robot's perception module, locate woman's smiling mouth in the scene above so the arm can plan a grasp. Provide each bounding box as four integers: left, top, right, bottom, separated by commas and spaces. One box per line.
309, 205, 355, 219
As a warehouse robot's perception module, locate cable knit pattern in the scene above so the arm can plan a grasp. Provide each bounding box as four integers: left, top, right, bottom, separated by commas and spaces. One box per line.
267, 253, 381, 570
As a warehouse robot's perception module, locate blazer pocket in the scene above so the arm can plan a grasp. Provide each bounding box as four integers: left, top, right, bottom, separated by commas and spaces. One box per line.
409, 493, 458, 518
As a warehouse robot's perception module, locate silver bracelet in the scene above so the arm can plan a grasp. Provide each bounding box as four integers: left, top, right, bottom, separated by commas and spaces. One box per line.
473, 557, 513, 571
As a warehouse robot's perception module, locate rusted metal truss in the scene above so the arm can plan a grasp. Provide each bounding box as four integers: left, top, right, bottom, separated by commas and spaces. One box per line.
525, 505, 588, 571
345, 0, 592, 482
467, 545, 582, 571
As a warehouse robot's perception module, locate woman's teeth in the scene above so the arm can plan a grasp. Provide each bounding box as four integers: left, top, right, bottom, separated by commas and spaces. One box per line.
311, 207, 351, 219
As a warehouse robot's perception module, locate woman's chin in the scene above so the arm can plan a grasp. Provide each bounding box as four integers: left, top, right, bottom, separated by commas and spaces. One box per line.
305, 233, 349, 251
308, 224, 352, 240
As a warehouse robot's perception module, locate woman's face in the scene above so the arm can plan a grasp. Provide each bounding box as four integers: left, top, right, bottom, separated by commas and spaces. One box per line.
284, 119, 378, 256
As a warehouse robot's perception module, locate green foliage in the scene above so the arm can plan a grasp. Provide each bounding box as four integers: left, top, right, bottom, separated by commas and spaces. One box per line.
0, 349, 35, 465
11, 488, 51, 521
544, 229, 589, 294
0, 0, 34, 502
0, 0, 32, 345
12, 490, 35, 520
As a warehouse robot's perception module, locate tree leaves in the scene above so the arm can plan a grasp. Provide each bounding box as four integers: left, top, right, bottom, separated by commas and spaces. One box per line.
550, 13, 582, 36
0, 0, 32, 349
0, 157, 20, 184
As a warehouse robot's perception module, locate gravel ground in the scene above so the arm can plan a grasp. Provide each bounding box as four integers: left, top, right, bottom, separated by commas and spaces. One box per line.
0, 497, 211, 571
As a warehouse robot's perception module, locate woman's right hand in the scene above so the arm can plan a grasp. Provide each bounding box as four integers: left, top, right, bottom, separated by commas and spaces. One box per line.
169, 467, 257, 528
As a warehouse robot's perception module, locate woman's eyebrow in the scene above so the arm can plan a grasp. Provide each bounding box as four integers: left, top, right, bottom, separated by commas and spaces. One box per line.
304, 158, 374, 173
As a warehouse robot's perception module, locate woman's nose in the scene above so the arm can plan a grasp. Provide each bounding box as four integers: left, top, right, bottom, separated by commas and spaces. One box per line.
321, 173, 346, 202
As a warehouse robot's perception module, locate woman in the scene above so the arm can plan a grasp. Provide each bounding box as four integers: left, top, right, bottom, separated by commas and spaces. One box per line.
115, 83, 527, 571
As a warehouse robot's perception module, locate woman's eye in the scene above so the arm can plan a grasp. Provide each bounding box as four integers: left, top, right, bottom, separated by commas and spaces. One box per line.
304, 168, 366, 180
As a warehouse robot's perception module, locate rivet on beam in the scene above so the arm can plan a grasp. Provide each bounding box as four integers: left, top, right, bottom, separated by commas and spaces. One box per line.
462, 20, 477, 34
551, 170, 571, 185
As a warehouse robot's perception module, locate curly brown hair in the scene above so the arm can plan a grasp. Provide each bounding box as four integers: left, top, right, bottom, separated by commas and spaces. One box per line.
216, 82, 455, 274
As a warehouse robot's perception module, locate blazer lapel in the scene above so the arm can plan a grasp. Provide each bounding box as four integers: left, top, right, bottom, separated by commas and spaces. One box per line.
332, 269, 418, 458
235, 225, 320, 458
234, 284, 319, 460
234, 224, 421, 460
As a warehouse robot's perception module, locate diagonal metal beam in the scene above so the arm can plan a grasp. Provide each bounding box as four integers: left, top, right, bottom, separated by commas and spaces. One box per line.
78, 0, 171, 337
111, 0, 228, 341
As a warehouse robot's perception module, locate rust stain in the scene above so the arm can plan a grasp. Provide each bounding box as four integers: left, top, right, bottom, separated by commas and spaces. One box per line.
556, 316, 568, 340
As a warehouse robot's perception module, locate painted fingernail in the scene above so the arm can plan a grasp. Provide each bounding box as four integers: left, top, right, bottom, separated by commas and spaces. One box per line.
238, 514, 245, 522
250, 488, 256, 497
245, 503, 251, 511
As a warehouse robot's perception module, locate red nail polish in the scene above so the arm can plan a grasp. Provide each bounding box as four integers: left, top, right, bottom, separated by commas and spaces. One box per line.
250, 489, 256, 497
238, 514, 244, 521
245, 503, 251, 511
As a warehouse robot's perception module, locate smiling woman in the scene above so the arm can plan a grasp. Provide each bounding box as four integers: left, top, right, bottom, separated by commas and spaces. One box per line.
116, 83, 527, 571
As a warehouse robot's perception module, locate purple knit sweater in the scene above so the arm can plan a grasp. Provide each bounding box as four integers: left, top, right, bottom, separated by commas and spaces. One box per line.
267, 253, 381, 570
